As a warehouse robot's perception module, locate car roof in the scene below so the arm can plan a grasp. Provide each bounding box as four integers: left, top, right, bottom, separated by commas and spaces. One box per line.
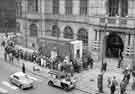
13, 72, 26, 77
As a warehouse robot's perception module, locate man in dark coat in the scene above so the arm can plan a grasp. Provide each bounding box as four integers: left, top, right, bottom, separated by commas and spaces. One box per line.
120, 81, 126, 94
110, 76, 118, 94
22, 63, 26, 73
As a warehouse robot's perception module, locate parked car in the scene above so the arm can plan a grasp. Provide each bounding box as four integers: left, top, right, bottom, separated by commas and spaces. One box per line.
9, 72, 34, 89
48, 70, 76, 91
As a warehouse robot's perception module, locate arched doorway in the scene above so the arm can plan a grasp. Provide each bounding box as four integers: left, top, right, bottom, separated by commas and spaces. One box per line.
105, 33, 124, 58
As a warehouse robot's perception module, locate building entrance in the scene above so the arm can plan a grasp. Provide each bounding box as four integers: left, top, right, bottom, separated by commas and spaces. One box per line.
105, 33, 124, 58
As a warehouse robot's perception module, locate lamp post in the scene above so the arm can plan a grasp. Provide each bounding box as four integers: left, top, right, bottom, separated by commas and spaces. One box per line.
133, 32, 135, 71
101, 23, 107, 72
4, 20, 8, 35
24, 0, 28, 47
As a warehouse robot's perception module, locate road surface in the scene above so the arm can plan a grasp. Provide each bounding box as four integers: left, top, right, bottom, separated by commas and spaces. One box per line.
0, 47, 89, 94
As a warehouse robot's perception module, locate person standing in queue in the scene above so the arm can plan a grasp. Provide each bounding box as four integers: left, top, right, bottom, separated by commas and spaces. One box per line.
22, 63, 26, 73
120, 80, 126, 94
97, 73, 104, 93
110, 76, 118, 94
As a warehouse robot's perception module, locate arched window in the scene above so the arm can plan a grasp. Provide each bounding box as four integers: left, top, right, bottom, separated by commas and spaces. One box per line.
30, 24, 38, 37
78, 28, 88, 46
16, 22, 20, 32
64, 26, 73, 39
52, 25, 60, 37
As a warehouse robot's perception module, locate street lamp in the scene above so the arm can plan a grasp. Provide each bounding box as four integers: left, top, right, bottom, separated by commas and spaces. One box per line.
133, 32, 135, 71
101, 23, 107, 72
4, 19, 8, 36
24, 0, 28, 47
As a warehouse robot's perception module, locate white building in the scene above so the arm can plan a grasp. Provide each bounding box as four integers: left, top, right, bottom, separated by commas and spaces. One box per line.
16, 0, 135, 66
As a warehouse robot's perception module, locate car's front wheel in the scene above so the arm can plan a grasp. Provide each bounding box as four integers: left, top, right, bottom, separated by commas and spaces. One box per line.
48, 81, 54, 86
9, 79, 13, 83
20, 84, 24, 89
63, 85, 69, 91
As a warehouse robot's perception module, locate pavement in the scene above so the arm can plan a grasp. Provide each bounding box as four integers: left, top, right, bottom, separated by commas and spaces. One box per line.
0, 46, 135, 94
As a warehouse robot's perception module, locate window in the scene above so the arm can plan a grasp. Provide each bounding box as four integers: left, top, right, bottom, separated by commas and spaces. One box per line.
128, 34, 131, 45
65, 0, 72, 15
52, 25, 60, 37
106, 0, 128, 17
30, 24, 38, 37
80, 0, 88, 16
28, 0, 38, 13
77, 28, 88, 46
16, 22, 20, 32
13, 75, 19, 80
120, 0, 128, 17
53, 0, 59, 14
16, 1, 22, 16
64, 26, 73, 39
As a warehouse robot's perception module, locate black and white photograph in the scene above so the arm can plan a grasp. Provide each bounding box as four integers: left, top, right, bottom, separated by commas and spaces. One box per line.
0, 0, 135, 94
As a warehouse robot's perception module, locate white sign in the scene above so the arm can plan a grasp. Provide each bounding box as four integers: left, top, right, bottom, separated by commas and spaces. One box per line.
51, 50, 57, 58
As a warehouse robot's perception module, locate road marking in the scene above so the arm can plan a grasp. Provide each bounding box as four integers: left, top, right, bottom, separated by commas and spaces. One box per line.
28, 76, 39, 81
1, 81, 18, 90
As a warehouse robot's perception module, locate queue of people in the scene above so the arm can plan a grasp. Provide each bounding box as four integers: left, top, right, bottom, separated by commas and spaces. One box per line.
2, 39, 94, 77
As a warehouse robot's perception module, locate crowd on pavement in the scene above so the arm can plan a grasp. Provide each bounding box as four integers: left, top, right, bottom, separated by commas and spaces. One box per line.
1, 33, 135, 94
1, 34, 94, 77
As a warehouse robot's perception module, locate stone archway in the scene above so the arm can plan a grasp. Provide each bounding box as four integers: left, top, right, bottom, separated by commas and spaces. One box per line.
63, 26, 73, 39
105, 33, 124, 58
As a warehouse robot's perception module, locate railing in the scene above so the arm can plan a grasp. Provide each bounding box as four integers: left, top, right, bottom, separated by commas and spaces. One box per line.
124, 46, 135, 58
45, 14, 135, 29
18, 12, 135, 28
91, 40, 101, 51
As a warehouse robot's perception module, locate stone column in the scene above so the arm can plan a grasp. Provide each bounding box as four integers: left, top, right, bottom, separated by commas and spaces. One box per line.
73, 33, 77, 40
122, 34, 133, 69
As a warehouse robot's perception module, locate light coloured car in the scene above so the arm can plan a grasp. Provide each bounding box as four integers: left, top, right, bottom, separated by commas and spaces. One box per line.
9, 72, 34, 89
48, 71, 76, 91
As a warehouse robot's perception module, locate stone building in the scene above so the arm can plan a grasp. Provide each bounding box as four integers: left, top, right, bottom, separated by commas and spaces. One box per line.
16, 0, 135, 66
0, 0, 15, 33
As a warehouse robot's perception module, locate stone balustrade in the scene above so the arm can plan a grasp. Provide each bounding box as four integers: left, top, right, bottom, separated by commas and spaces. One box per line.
45, 14, 135, 29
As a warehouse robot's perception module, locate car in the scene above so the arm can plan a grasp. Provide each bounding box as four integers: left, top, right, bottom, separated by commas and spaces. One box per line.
48, 70, 76, 91
9, 72, 34, 89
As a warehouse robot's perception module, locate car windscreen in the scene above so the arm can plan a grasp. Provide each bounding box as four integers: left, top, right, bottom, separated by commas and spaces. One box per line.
19, 75, 29, 80
60, 75, 66, 79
